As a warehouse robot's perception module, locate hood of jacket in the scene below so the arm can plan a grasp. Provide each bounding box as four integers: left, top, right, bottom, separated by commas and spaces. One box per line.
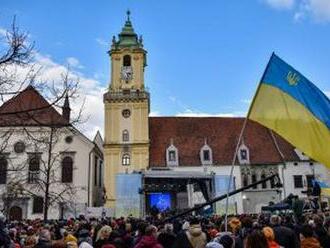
189, 224, 203, 237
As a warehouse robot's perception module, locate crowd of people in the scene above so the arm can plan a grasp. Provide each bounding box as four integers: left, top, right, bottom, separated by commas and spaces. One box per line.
0, 212, 330, 248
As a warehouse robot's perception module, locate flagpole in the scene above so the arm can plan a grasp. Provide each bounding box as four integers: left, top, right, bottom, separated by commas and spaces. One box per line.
224, 53, 275, 231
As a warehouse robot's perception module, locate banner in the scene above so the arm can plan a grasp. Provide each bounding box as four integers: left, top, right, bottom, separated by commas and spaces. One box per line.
214, 175, 236, 215
116, 173, 142, 217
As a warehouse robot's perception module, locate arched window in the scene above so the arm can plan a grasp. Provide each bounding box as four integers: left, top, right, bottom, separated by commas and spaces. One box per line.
251, 173, 257, 189
122, 154, 130, 166
0, 157, 8, 184
61, 156, 73, 183
28, 155, 40, 183
166, 143, 178, 167
122, 130, 129, 142
123, 55, 131, 66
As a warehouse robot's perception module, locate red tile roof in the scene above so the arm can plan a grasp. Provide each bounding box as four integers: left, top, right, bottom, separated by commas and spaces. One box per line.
0, 86, 68, 127
149, 117, 299, 166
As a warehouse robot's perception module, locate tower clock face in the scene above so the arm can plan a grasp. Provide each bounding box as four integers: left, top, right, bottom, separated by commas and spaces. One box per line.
121, 66, 133, 81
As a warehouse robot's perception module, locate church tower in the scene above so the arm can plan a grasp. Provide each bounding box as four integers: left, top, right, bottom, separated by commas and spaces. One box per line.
103, 11, 149, 209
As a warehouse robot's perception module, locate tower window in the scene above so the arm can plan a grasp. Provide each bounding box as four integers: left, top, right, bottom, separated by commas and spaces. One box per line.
123, 55, 131, 66
122, 154, 130, 166
122, 130, 129, 142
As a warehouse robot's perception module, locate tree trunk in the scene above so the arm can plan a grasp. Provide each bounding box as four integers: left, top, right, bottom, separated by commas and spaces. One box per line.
43, 127, 53, 221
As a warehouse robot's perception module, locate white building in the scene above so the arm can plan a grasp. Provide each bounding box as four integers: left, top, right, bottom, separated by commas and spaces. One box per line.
0, 86, 104, 220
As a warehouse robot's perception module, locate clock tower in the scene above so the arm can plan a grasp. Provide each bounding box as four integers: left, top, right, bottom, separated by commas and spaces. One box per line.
103, 11, 150, 209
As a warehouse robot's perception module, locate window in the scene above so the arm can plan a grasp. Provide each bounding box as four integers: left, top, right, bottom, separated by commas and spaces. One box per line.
0, 157, 7, 184
293, 175, 303, 188
122, 130, 129, 142
270, 176, 275, 188
261, 173, 267, 189
94, 156, 98, 186
306, 175, 315, 188
123, 55, 131, 66
28, 155, 40, 183
238, 144, 250, 164
200, 142, 213, 166
243, 174, 248, 187
252, 174, 257, 189
122, 109, 131, 118
61, 156, 73, 183
169, 151, 176, 161
166, 143, 178, 166
33, 196, 44, 214
122, 154, 130, 166
14, 142, 25, 153
241, 150, 247, 160
203, 150, 210, 161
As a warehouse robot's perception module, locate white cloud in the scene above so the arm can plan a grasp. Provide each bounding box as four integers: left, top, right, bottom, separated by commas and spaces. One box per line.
306, 0, 330, 21
0, 28, 7, 37
66, 57, 84, 69
264, 0, 295, 9
175, 110, 245, 117
96, 38, 108, 47
265, 0, 330, 22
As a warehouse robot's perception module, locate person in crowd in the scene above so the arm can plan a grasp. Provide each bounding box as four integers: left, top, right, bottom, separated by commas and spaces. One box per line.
173, 218, 207, 248
134, 225, 163, 248
245, 230, 268, 248
270, 214, 299, 248
157, 223, 176, 248
34, 229, 52, 248
299, 224, 321, 248
94, 225, 112, 248
262, 227, 280, 248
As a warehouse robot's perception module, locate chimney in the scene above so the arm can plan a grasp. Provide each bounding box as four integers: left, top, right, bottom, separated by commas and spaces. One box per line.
62, 93, 71, 122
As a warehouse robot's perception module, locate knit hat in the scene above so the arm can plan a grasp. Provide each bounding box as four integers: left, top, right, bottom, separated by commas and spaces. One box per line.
206, 242, 224, 248
64, 234, 78, 243
218, 234, 234, 248
262, 227, 275, 241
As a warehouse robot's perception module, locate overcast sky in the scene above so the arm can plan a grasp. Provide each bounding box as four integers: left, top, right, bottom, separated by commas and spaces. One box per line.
1, 0, 330, 138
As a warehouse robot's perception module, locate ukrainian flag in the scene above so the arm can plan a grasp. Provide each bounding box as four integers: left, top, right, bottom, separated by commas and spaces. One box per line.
248, 53, 330, 168
316, 180, 330, 197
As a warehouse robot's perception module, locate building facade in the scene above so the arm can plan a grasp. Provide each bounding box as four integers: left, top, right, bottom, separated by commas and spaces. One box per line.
0, 87, 104, 220
103, 13, 330, 216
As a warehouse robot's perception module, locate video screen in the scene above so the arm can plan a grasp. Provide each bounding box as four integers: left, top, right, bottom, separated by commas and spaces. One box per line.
149, 192, 171, 211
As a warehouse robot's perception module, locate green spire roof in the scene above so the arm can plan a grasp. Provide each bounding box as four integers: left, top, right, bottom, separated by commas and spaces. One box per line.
112, 10, 143, 49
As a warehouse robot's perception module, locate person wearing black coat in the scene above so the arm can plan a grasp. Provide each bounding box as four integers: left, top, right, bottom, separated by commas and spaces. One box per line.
270, 215, 299, 248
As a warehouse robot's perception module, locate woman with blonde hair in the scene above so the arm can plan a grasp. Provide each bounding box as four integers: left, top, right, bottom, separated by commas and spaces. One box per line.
262, 227, 280, 248
94, 225, 112, 248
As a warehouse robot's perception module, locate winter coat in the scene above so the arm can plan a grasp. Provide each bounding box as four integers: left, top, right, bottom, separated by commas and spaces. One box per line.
134, 235, 163, 248
300, 237, 321, 248
33, 240, 52, 248
157, 231, 176, 248
173, 225, 207, 248
267, 240, 280, 248
272, 225, 299, 248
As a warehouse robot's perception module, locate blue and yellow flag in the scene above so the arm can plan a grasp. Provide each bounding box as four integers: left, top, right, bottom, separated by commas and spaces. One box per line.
315, 180, 330, 197
248, 53, 330, 168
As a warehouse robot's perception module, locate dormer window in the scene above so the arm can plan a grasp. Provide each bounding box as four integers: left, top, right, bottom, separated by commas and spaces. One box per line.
200, 141, 213, 166
166, 142, 178, 167
238, 143, 250, 165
